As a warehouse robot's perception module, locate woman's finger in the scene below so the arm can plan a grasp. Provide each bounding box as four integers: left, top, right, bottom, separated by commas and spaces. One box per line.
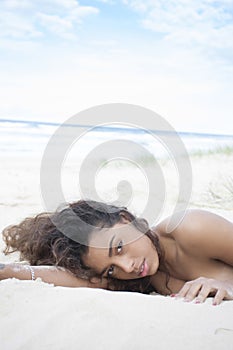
176, 281, 202, 301
213, 289, 226, 305
175, 282, 193, 298
194, 284, 214, 303
172, 278, 233, 305
183, 283, 205, 302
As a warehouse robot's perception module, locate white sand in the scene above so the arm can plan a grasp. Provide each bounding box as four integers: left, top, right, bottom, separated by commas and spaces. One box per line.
1, 152, 233, 349
0, 279, 233, 350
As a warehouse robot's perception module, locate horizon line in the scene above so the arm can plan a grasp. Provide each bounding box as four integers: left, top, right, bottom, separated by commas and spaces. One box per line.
0, 117, 232, 139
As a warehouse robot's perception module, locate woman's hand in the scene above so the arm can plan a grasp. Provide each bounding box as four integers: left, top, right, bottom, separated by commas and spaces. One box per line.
174, 277, 233, 305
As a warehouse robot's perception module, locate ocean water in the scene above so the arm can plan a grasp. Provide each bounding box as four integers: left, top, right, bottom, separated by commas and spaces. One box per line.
0, 118, 233, 159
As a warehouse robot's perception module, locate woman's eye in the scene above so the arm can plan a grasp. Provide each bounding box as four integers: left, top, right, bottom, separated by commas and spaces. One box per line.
117, 240, 123, 254
107, 265, 114, 277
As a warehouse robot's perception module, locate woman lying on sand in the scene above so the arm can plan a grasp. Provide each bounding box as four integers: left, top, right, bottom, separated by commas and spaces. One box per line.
1, 200, 233, 305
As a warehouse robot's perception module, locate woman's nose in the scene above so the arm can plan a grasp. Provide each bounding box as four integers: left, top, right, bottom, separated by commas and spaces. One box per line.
116, 256, 135, 273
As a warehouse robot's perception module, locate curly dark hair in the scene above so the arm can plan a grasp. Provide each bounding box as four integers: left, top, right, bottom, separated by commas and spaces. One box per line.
2, 200, 168, 293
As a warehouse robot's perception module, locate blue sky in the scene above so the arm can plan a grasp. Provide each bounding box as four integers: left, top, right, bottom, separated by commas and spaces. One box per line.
0, 0, 233, 133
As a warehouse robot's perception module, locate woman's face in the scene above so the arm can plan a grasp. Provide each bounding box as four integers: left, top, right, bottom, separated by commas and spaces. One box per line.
83, 221, 159, 280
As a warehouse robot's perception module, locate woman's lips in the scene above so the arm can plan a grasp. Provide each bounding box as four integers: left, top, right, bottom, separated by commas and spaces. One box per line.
139, 259, 149, 277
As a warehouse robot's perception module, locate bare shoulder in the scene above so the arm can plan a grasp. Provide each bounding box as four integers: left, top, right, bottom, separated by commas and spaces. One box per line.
155, 209, 233, 262
156, 209, 233, 237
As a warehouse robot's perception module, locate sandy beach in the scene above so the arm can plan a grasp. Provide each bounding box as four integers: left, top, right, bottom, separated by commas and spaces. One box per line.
1, 0, 233, 348
1, 279, 233, 350
0, 150, 233, 349
1, 150, 233, 234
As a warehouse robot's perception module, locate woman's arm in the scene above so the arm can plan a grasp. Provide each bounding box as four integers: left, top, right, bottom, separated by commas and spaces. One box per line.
0, 262, 108, 289
157, 209, 233, 304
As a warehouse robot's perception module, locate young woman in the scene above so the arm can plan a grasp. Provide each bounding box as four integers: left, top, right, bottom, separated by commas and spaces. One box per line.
1, 200, 233, 305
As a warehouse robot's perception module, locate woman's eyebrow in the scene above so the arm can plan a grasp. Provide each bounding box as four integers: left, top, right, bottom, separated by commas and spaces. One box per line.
108, 235, 115, 257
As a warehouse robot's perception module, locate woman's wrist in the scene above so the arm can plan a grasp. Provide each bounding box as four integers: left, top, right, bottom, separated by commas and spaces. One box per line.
0, 263, 6, 279
0, 262, 14, 281
0, 262, 32, 281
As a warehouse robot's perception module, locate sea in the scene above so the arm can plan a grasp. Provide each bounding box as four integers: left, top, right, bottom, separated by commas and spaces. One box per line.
0, 118, 233, 160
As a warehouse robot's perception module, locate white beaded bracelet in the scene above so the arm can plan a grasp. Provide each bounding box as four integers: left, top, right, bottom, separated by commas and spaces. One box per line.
26, 265, 35, 281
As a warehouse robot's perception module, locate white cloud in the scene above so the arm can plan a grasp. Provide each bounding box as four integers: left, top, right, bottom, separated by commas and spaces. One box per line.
36, 13, 74, 38
93, 0, 115, 3
123, 0, 233, 49
1, 0, 32, 9
0, 0, 99, 40
69, 6, 99, 21
0, 11, 43, 39
44, 0, 79, 8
